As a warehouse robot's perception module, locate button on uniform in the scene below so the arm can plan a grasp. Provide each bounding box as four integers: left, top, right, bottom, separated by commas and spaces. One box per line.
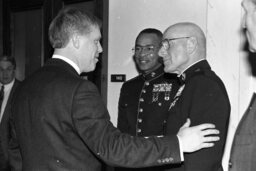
229, 161, 232, 168
168, 157, 173, 162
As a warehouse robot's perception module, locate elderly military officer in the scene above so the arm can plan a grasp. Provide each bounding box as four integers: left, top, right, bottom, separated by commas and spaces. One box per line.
159, 22, 230, 171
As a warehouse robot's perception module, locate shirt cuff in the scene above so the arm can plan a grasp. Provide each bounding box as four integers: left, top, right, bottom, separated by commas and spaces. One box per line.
177, 135, 184, 161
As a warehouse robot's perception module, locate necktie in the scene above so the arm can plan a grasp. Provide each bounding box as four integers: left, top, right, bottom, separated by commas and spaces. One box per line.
0, 85, 5, 111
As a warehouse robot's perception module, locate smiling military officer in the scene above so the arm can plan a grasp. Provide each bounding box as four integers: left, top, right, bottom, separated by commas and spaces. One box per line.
115, 28, 180, 171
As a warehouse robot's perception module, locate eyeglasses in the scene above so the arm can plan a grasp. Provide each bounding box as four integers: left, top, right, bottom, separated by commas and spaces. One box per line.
132, 45, 157, 56
161, 37, 190, 50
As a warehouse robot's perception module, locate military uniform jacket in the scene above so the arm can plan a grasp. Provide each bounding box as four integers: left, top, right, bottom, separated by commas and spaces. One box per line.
9, 59, 182, 171
115, 67, 179, 171
228, 93, 256, 171
117, 66, 179, 137
165, 60, 230, 171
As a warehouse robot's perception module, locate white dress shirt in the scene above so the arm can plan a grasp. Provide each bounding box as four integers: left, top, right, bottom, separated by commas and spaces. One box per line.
52, 54, 81, 74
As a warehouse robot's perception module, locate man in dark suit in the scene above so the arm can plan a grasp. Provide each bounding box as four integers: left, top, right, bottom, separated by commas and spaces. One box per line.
228, 0, 256, 170
116, 28, 179, 171
158, 22, 230, 171
9, 7, 220, 171
0, 55, 20, 171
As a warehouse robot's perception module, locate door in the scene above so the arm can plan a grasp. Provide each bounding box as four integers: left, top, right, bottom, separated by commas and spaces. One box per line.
3, 0, 106, 97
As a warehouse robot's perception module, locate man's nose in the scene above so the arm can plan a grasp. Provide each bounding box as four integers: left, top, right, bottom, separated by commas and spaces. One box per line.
158, 46, 166, 58
98, 42, 103, 53
138, 48, 151, 56
241, 14, 246, 29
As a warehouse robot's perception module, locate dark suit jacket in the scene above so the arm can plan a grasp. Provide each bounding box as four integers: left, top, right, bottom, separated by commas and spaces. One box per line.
0, 79, 20, 171
9, 58, 181, 171
228, 93, 256, 171
165, 60, 230, 171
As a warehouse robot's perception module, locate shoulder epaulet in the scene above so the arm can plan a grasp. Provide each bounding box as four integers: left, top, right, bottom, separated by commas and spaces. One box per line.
189, 68, 216, 83
189, 68, 204, 78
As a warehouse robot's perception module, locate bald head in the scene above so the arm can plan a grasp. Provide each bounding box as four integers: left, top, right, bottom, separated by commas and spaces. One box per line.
158, 22, 207, 74
164, 22, 206, 60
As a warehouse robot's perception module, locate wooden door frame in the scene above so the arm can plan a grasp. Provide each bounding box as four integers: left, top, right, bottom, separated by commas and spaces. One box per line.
2, 0, 108, 103
2, 0, 63, 59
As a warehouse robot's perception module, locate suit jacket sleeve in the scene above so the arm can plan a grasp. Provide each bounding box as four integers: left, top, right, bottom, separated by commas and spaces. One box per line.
8, 80, 22, 171
228, 93, 256, 170
8, 111, 22, 171
172, 75, 230, 171
72, 80, 181, 168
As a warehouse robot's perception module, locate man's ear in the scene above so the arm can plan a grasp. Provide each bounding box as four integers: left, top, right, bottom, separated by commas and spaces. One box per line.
186, 37, 197, 54
71, 33, 80, 49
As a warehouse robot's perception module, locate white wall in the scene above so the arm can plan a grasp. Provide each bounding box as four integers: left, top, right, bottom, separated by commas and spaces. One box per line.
108, 0, 207, 126
107, 0, 256, 170
206, 0, 256, 170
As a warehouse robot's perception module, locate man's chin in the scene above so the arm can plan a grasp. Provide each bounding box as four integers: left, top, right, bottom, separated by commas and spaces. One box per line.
247, 36, 256, 52
164, 67, 173, 73
138, 66, 149, 71
249, 44, 256, 53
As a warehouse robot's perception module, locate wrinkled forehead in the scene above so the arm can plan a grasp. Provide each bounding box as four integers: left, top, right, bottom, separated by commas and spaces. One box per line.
86, 25, 101, 39
163, 27, 188, 39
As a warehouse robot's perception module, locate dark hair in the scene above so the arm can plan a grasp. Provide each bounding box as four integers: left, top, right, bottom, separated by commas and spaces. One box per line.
48, 7, 102, 48
0, 55, 16, 69
136, 28, 163, 42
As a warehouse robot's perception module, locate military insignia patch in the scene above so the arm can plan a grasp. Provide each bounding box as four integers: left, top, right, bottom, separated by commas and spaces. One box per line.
152, 83, 172, 102
168, 84, 185, 110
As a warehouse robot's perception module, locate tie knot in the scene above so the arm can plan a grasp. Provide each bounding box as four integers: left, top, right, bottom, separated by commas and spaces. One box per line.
1, 85, 4, 92
1, 84, 4, 90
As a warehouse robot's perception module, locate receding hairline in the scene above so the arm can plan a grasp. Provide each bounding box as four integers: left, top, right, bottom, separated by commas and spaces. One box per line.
163, 22, 206, 42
